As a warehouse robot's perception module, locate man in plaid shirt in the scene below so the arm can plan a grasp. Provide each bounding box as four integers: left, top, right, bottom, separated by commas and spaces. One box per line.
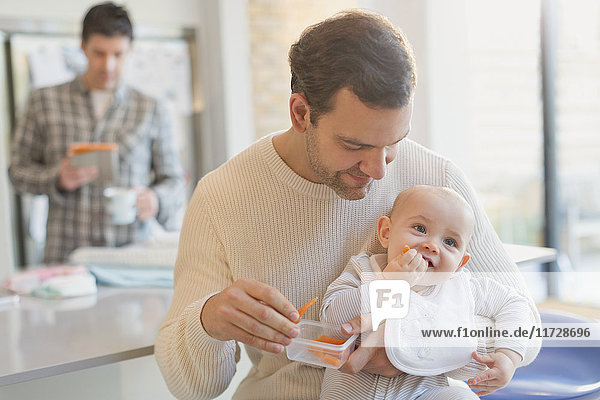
9, 2, 185, 264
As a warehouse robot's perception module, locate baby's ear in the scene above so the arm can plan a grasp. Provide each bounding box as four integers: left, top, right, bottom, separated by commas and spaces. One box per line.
377, 216, 392, 249
457, 253, 470, 271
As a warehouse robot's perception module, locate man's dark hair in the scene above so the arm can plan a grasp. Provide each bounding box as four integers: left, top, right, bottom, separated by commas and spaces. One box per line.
82, 2, 133, 42
289, 9, 417, 125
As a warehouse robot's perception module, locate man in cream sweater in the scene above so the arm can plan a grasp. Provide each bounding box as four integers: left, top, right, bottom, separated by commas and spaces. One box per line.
156, 10, 540, 400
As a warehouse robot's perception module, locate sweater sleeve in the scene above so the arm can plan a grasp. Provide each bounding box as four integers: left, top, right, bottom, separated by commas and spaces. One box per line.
155, 185, 239, 400
444, 160, 541, 366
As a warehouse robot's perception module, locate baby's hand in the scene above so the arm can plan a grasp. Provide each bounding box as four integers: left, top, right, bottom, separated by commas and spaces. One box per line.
467, 350, 519, 396
382, 247, 427, 287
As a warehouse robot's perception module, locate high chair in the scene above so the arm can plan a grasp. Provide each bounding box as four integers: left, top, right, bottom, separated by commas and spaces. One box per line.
481, 310, 600, 399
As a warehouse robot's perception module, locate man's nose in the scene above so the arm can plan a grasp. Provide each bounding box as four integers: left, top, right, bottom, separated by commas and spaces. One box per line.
359, 147, 395, 180
104, 55, 117, 71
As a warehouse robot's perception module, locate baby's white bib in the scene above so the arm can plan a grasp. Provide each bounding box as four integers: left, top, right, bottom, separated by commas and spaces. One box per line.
384, 269, 478, 376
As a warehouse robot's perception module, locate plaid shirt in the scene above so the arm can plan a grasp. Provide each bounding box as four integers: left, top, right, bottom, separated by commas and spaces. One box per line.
9, 76, 185, 264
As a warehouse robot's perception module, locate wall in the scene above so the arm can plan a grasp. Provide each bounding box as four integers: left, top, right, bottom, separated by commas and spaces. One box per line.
247, 0, 358, 139
196, 0, 255, 165
359, 0, 472, 170
244, 0, 464, 154
0, 0, 199, 25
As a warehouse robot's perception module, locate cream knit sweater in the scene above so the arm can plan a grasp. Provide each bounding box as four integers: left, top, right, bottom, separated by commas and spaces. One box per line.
155, 134, 540, 400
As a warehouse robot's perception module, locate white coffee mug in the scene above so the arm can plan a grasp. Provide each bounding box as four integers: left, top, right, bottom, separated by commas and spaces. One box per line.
103, 187, 137, 225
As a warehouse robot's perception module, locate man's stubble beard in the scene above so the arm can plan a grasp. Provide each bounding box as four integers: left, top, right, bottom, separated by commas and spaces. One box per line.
305, 126, 372, 201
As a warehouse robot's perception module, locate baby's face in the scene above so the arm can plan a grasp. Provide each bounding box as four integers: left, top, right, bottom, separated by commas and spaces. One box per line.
383, 189, 474, 283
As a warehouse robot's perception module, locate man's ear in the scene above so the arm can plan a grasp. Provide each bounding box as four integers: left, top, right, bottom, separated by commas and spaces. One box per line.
289, 93, 310, 133
377, 216, 392, 249
457, 253, 470, 271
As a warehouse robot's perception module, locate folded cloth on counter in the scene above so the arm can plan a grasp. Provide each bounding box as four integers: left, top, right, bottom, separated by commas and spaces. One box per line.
69, 243, 177, 268
33, 273, 98, 299
88, 265, 173, 288
3, 265, 97, 299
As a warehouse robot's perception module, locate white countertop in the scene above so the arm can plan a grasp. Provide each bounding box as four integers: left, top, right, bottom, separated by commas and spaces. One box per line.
0, 287, 172, 386
503, 243, 557, 265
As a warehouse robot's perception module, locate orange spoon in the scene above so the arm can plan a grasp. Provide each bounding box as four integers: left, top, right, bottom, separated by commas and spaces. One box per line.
294, 297, 318, 323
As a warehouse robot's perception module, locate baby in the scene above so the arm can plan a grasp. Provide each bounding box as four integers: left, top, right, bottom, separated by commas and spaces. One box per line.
320, 185, 534, 399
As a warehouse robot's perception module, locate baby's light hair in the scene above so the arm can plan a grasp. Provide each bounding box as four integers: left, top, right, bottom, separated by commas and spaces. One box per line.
390, 185, 475, 225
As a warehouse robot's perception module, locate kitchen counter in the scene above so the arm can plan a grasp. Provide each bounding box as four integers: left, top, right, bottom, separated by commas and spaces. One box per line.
0, 287, 172, 386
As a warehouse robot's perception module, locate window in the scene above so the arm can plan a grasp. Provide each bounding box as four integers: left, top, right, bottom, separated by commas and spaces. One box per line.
464, 0, 544, 247
555, 0, 600, 272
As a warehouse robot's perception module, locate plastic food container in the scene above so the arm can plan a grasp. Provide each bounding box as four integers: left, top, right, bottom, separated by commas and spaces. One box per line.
286, 320, 358, 369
